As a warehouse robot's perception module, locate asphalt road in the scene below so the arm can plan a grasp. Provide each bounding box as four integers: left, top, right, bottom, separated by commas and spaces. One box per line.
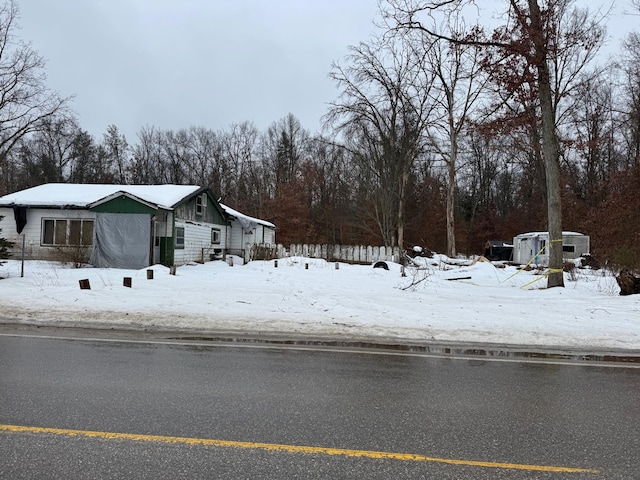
1, 329, 639, 479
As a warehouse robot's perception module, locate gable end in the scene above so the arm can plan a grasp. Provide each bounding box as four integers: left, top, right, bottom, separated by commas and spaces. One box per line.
89, 195, 157, 214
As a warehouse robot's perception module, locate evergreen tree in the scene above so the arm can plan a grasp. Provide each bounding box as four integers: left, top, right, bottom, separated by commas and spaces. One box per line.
0, 215, 14, 259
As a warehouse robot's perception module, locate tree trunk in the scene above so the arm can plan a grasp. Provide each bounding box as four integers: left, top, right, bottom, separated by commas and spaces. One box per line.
529, 0, 564, 288
446, 126, 457, 258
397, 169, 409, 252
446, 151, 456, 258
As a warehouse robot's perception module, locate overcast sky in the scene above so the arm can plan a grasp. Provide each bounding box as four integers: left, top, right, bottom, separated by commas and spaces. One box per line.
16, 0, 638, 143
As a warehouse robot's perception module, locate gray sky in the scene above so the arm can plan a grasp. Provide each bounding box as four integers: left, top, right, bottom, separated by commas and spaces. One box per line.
16, 0, 637, 143
18, 0, 380, 142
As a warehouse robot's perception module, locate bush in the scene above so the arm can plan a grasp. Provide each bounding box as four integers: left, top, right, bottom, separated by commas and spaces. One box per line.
579, 254, 601, 270
48, 246, 92, 268
0, 215, 15, 259
563, 261, 578, 281
0, 238, 13, 259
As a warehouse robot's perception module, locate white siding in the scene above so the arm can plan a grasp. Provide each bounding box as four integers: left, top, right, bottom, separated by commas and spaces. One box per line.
227, 220, 247, 254
226, 219, 276, 254
173, 219, 228, 265
513, 232, 590, 265
262, 226, 276, 244
0, 207, 96, 260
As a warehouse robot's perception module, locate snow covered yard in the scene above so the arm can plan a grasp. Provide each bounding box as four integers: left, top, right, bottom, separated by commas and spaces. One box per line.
0, 256, 639, 351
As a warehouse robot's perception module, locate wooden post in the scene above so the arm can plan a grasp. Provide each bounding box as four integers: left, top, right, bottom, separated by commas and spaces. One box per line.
305, 263, 309, 270
146, 269, 154, 280
20, 234, 25, 278
274, 260, 278, 268
170, 266, 177, 275
79, 279, 91, 290
228, 256, 234, 267
335, 262, 339, 270
123, 277, 132, 288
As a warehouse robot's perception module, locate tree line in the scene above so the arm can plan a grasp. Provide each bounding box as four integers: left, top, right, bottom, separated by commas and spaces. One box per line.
1, 0, 640, 272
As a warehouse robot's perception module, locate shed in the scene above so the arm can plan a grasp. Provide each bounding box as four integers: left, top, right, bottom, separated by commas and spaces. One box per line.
512, 231, 590, 265
484, 240, 513, 261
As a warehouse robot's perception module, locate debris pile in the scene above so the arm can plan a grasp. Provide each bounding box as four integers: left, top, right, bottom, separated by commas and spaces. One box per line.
616, 268, 640, 296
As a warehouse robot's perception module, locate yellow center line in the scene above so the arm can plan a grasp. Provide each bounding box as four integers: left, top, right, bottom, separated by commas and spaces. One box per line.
0, 424, 600, 474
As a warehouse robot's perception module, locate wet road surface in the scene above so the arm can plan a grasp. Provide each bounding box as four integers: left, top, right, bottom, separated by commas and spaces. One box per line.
1, 329, 639, 479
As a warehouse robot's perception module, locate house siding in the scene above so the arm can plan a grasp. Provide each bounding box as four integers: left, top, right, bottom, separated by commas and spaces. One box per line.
91, 196, 157, 214
261, 225, 276, 244
0, 207, 96, 261
227, 221, 253, 255
226, 220, 276, 256
174, 193, 226, 225
174, 219, 228, 265
0, 206, 230, 266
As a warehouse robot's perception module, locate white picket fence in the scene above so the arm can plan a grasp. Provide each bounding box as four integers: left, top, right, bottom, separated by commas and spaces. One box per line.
286, 244, 402, 264
239, 243, 402, 264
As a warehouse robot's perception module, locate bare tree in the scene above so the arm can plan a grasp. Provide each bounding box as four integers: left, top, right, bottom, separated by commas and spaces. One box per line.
261, 113, 309, 191
14, 116, 80, 186
0, 0, 71, 167
412, 19, 489, 257
258, 114, 314, 243
184, 126, 221, 189
564, 73, 620, 208
159, 129, 191, 184
219, 121, 260, 209
325, 34, 434, 248
619, 32, 640, 166
303, 138, 355, 244
68, 129, 99, 184
102, 125, 130, 184
131, 126, 163, 184
386, 0, 605, 287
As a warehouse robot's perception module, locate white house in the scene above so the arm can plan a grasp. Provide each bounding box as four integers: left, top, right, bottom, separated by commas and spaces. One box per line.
512, 231, 590, 265
0, 184, 275, 269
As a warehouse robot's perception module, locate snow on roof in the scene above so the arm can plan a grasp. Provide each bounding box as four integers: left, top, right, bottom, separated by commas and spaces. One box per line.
486, 240, 513, 248
515, 231, 587, 238
0, 184, 202, 210
220, 203, 275, 229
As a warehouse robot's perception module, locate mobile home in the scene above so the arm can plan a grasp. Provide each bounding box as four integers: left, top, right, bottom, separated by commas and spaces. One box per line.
512, 231, 590, 265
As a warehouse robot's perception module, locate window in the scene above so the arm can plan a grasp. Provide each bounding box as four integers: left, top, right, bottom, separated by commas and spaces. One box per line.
175, 227, 185, 249
539, 239, 546, 254
42, 219, 93, 246
42, 220, 55, 245
211, 228, 220, 244
563, 245, 576, 253
195, 194, 207, 216
70, 220, 93, 246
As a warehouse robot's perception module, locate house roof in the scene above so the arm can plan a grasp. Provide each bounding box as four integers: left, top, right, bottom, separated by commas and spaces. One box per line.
0, 184, 203, 210
220, 203, 275, 229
